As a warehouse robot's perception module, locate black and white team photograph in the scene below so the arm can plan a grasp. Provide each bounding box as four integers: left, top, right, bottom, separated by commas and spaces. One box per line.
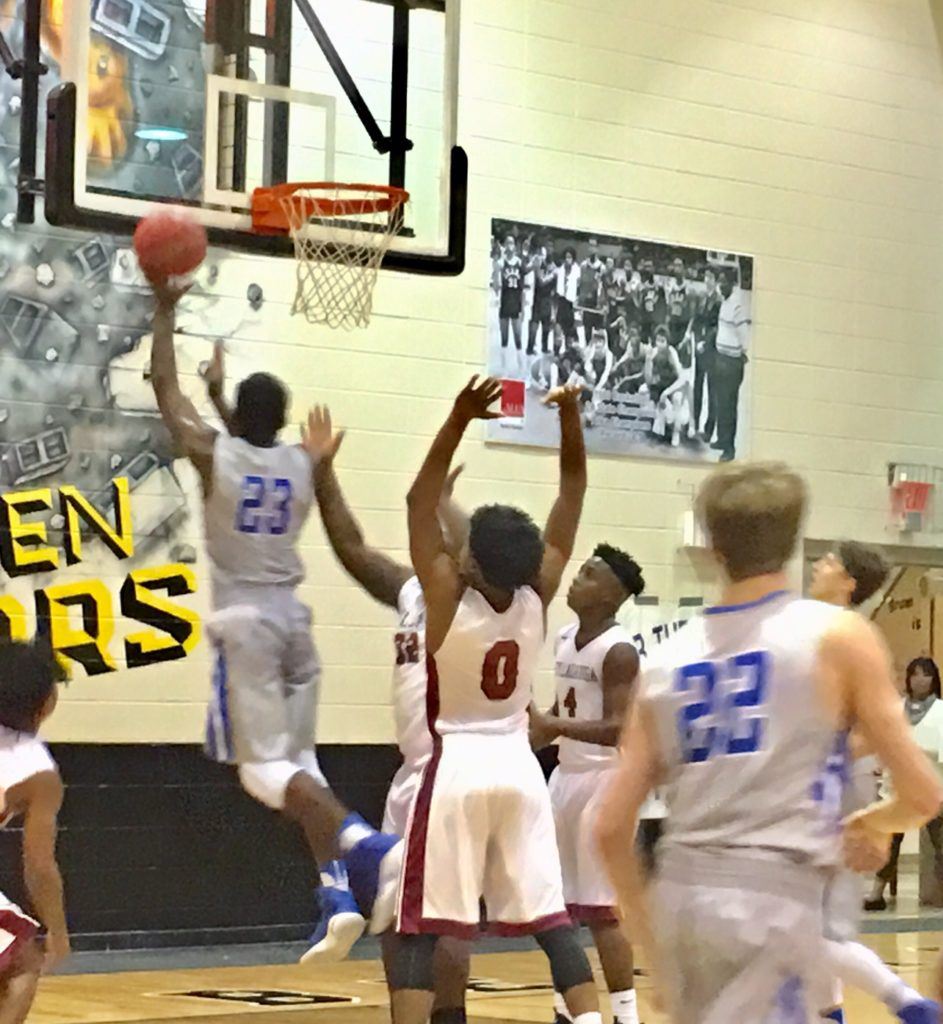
485, 218, 754, 463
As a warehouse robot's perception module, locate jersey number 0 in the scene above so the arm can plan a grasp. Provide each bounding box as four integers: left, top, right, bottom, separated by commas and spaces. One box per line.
481, 640, 519, 701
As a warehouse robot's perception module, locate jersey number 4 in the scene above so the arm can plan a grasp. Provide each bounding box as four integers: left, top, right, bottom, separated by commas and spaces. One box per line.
236, 475, 293, 535
481, 641, 519, 701
674, 650, 769, 763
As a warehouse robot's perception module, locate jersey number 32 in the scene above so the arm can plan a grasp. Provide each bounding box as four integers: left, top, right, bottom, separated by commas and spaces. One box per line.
674, 650, 769, 763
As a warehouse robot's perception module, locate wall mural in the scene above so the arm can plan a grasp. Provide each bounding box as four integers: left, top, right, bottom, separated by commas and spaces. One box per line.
0, 0, 257, 676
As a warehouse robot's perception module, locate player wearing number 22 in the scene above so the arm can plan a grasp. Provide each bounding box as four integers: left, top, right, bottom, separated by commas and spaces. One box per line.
148, 282, 403, 963
596, 463, 943, 1024
391, 379, 604, 1024
530, 545, 646, 1024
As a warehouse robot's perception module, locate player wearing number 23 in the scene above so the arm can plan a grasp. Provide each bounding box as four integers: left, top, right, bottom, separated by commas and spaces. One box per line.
390, 378, 600, 1024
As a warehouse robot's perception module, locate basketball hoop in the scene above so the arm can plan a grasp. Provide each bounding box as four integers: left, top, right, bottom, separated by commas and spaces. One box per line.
252, 182, 409, 330
890, 480, 933, 531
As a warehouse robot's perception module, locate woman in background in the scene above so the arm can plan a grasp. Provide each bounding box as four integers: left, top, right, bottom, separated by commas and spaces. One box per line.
866, 657, 943, 910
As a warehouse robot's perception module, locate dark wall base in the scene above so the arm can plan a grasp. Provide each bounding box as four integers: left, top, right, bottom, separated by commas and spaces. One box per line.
0, 744, 401, 950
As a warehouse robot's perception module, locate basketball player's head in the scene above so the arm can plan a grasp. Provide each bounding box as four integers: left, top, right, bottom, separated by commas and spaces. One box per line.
463, 504, 544, 596
564, 247, 576, 267
696, 462, 806, 582
568, 544, 645, 616
810, 541, 889, 608
906, 657, 941, 701
0, 640, 65, 733
704, 267, 717, 291
672, 257, 684, 280
653, 324, 669, 350
587, 238, 599, 259
504, 234, 516, 255
232, 372, 288, 446
591, 329, 608, 352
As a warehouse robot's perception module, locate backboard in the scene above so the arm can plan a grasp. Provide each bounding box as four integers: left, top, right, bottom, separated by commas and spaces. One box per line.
39, 0, 465, 274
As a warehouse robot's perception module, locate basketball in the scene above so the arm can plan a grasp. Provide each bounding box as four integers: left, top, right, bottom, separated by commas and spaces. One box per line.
133, 209, 207, 284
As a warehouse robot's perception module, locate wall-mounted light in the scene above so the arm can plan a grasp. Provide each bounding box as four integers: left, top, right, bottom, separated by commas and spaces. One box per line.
134, 126, 189, 142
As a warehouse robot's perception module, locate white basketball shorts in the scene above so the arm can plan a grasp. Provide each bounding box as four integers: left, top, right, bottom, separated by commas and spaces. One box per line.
397, 732, 569, 938
203, 589, 321, 767
548, 765, 618, 923
383, 759, 426, 837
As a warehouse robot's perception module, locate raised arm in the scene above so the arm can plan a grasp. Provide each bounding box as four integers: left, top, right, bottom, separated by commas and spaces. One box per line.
314, 430, 411, 609
537, 384, 587, 608
438, 464, 470, 560
201, 340, 235, 433
530, 642, 639, 749
149, 282, 216, 488
407, 377, 502, 651
18, 771, 69, 972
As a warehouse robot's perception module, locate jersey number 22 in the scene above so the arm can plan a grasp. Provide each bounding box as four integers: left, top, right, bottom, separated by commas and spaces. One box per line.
675, 650, 769, 763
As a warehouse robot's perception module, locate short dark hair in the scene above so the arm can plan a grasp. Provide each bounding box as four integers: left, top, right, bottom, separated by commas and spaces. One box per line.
0, 640, 65, 733
469, 505, 544, 592
906, 657, 941, 700
594, 543, 645, 597
234, 373, 288, 443
837, 540, 890, 607
653, 324, 669, 342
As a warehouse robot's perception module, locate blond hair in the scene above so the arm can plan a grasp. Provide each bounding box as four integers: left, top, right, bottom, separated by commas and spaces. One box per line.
697, 462, 807, 581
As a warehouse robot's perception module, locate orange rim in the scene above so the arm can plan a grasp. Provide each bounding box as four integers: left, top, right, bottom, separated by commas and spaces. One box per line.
252, 182, 409, 233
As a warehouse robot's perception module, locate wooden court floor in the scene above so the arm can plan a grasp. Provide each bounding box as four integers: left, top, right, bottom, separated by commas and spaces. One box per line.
28, 933, 943, 1024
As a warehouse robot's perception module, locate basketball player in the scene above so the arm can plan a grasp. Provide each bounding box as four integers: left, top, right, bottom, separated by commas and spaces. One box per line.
809, 543, 938, 1024
664, 257, 695, 350
0, 641, 69, 1024
149, 281, 401, 962
577, 241, 605, 348
556, 248, 581, 348
530, 545, 646, 1024
391, 377, 600, 1024
498, 235, 524, 376
528, 242, 558, 356
311, 435, 471, 1024
596, 462, 943, 1023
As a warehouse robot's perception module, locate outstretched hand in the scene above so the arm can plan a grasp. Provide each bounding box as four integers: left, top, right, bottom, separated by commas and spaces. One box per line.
200, 340, 225, 395
151, 277, 191, 310
301, 405, 346, 463
442, 463, 464, 499
452, 376, 503, 423
542, 381, 582, 408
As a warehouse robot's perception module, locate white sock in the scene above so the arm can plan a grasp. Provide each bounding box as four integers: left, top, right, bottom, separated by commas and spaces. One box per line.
337, 820, 373, 854
825, 939, 921, 1010
610, 989, 639, 1024
553, 993, 572, 1021
572, 1014, 602, 1024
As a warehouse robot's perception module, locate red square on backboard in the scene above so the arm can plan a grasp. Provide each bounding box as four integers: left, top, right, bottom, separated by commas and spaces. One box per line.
500, 378, 525, 418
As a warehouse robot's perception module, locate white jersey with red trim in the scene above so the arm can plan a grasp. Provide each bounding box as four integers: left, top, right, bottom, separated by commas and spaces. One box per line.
0, 726, 56, 825
554, 622, 633, 771
392, 577, 431, 767
431, 585, 544, 736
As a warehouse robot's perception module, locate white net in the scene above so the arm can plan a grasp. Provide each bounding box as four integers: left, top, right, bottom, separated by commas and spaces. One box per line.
279, 185, 408, 330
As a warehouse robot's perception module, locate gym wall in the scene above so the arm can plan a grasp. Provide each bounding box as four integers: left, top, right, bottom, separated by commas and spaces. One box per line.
0, 0, 941, 746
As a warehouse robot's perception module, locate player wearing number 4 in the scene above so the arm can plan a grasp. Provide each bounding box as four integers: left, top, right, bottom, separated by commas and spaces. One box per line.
530, 546, 646, 1024
149, 281, 402, 963
596, 462, 943, 1024
391, 378, 602, 1024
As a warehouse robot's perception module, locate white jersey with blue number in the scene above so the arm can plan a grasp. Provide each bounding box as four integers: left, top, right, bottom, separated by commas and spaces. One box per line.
204, 433, 315, 608
642, 590, 846, 866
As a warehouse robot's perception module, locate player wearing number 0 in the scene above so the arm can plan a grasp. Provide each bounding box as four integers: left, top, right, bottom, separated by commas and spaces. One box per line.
809, 543, 938, 1024
150, 283, 402, 963
596, 463, 943, 1024
311, 437, 472, 1021
530, 546, 646, 1024
391, 378, 602, 1024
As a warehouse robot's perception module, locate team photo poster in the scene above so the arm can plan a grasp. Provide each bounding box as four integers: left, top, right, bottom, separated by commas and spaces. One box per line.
485, 218, 754, 462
